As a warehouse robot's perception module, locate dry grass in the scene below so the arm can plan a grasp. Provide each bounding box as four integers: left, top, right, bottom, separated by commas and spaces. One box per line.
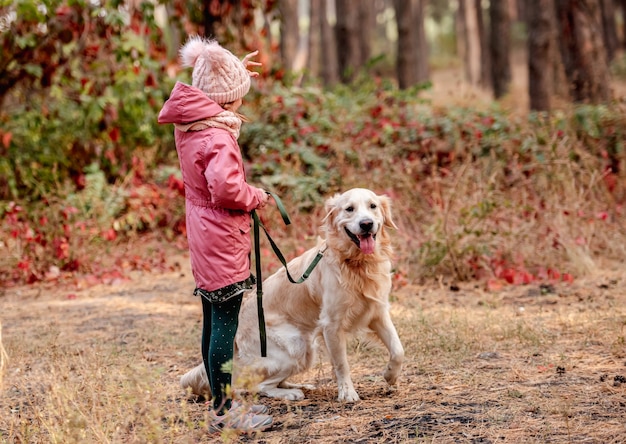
373, 132, 626, 286
0, 322, 8, 391
1, 253, 625, 443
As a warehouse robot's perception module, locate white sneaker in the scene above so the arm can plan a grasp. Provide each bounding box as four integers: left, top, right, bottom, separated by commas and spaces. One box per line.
208, 408, 273, 433
231, 400, 269, 415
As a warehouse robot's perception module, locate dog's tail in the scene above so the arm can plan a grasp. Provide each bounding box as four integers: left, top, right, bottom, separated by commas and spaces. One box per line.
180, 363, 211, 397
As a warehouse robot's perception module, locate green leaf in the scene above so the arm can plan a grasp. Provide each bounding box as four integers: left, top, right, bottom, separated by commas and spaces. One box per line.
23, 63, 43, 77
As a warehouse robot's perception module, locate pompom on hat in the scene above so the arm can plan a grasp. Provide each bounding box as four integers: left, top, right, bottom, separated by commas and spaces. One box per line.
180, 36, 251, 105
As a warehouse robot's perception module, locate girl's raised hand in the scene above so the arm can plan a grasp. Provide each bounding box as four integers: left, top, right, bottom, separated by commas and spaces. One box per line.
242, 50, 262, 77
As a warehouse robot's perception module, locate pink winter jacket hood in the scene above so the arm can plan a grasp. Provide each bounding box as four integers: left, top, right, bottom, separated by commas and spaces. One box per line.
158, 82, 266, 292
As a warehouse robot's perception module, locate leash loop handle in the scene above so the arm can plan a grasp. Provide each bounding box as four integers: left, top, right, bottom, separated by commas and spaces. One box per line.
267, 192, 290, 226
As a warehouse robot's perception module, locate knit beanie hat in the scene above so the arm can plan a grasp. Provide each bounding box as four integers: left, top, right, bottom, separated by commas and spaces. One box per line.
180, 36, 251, 105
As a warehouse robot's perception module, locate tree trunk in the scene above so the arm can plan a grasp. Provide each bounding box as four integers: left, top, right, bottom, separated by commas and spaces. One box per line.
201, 0, 245, 43
457, 0, 482, 85
357, 2, 375, 67
335, 0, 361, 82
490, 0, 512, 98
528, 0, 555, 111
394, 0, 429, 89
395, 0, 418, 89
202, 0, 221, 39
599, 0, 619, 62
476, 0, 491, 87
319, 0, 339, 87
621, 0, 626, 48
279, 0, 299, 72
307, 0, 322, 79
415, 0, 430, 83
555, 0, 612, 103
515, 0, 528, 22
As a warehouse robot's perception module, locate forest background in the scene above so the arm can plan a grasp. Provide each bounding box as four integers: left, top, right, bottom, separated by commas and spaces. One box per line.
1, 0, 626, 292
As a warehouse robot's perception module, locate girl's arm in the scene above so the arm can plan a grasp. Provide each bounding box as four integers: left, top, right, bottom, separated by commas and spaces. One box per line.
205, 135, 266, 212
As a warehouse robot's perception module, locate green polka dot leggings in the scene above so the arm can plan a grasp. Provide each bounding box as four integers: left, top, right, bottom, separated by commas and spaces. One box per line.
200, 293, 243, 414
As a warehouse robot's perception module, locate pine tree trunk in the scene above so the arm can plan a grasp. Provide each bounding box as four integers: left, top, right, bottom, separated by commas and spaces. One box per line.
599, 0, 618, 62
476, 0, 491, 87
319, 0, 339, 86
528, 0, 555, 110
202, 0, 221, 39
415, 0, 430, 83
457, 0, 482, 85
307, 0, 322, 79
357, 2, 374, 67
490, 0, 512, 98
335, 0, 361, 83
555, 0, 612, 103
279, 0, 299, 72
621, 0, 626, 48
394, 0, 419, 89
394, 0, 429, 89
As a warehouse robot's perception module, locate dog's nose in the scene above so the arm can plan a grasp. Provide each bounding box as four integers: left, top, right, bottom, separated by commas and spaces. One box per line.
359, 219, 374, 233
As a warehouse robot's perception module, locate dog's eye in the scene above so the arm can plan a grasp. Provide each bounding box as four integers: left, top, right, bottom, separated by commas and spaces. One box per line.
370, 203, 377, 209
346, 206, 354, 212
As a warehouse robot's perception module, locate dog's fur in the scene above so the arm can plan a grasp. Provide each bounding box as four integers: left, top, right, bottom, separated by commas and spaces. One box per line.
180, 188, 404, 402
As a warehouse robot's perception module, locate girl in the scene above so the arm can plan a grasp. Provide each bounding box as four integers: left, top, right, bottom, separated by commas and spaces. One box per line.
158, 36, 272, 432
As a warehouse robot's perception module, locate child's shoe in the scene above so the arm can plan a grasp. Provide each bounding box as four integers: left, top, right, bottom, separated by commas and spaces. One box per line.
231, 400, 269, 414
209, 407, 273, 433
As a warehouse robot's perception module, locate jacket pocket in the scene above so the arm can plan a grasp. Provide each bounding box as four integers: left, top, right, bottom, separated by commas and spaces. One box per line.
233, 215, 252, 268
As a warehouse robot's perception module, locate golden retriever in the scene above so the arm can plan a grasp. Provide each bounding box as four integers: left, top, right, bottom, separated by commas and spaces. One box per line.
180, 188, 404, 402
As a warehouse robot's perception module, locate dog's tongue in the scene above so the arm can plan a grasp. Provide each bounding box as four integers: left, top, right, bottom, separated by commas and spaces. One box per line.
359, 235, 376, 254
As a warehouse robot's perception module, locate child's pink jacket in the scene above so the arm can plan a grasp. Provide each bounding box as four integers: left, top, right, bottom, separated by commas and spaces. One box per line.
158, 82, 266, 292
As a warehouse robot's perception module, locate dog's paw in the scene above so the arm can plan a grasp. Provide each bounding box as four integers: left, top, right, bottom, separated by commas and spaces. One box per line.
383, 362, 401, 385
383, 368, 399, 385
262, 387, 305, 401
283, 389, 306, 401
338, 387, 360, 403
180, 364, 211, 396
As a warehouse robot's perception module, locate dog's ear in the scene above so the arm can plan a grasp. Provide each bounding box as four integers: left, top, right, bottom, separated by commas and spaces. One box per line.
378, 195, 398, 230
322, 193, 341, 226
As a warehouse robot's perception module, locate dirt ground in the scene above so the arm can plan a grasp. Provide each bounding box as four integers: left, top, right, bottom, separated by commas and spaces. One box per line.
1, 247, 626, 443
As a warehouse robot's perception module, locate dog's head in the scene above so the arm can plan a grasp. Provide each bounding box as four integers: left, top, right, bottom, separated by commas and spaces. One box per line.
322, 188, 396, 257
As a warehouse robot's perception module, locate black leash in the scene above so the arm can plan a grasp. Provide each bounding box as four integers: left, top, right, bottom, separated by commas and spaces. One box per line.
251, 192, 326, 357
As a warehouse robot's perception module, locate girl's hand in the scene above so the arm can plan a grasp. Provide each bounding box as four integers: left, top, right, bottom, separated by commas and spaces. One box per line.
242, 50, 262, 78
257, 191, 271, 209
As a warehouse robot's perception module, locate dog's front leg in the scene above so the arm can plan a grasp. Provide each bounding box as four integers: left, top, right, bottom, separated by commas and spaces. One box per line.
370, 313, 404, 386
322, 326, 360, 402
